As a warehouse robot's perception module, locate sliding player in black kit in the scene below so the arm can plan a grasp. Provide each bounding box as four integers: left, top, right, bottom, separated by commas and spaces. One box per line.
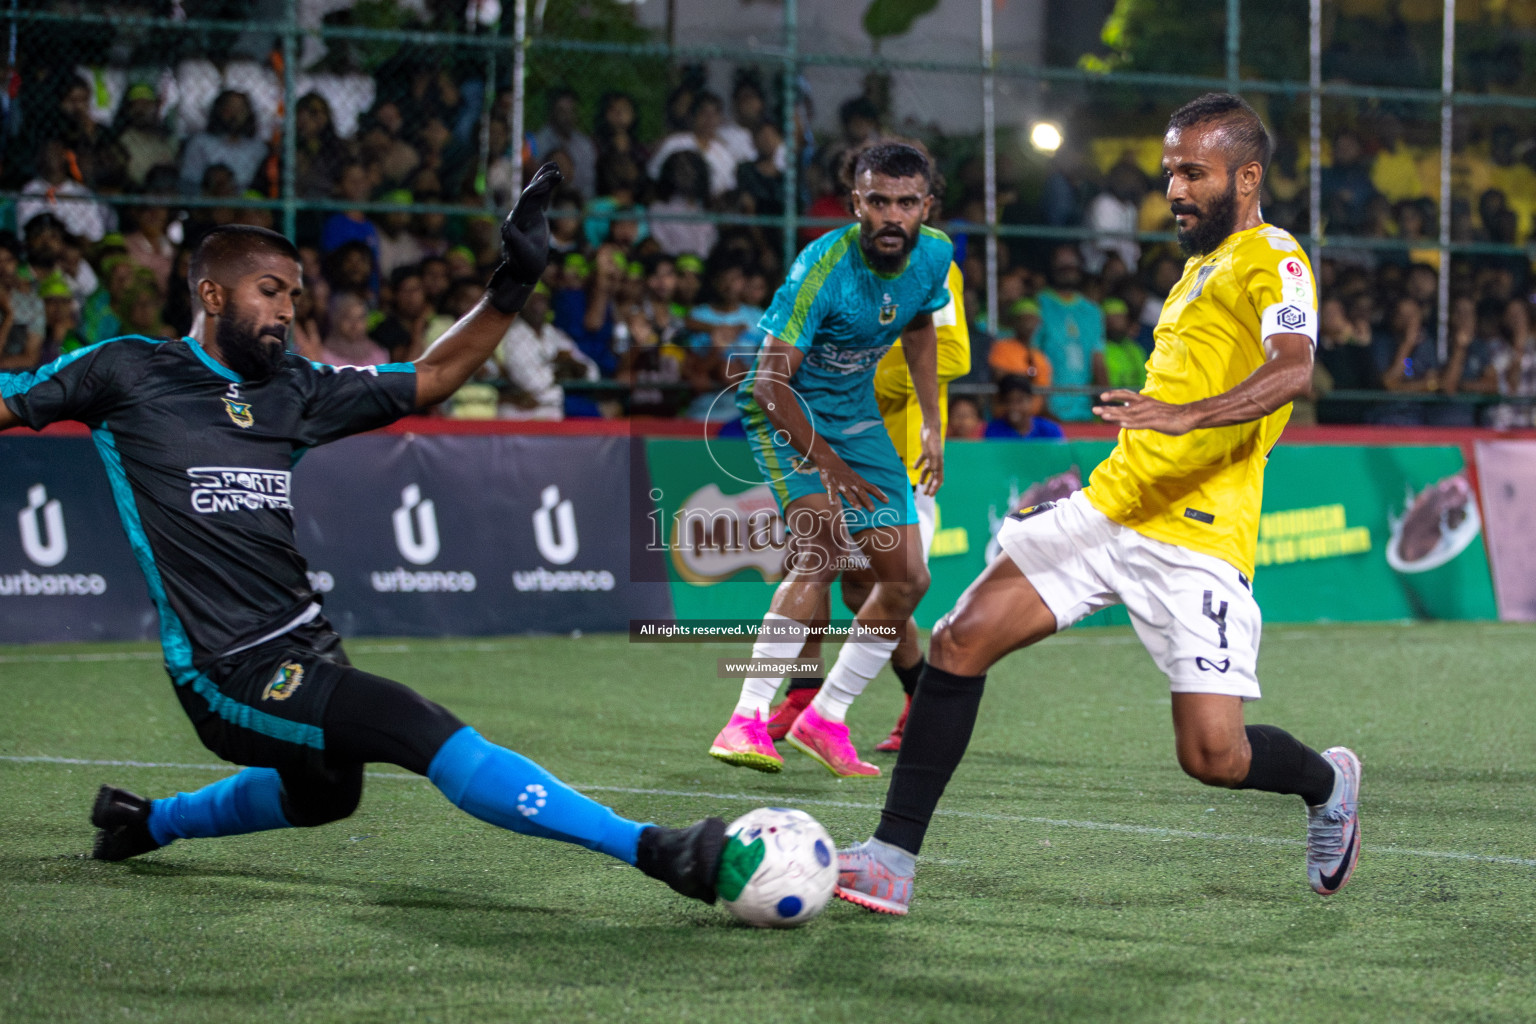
0, 165, 726, 906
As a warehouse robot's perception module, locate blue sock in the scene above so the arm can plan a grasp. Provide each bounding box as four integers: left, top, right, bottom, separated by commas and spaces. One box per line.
427, 727, 648, 864
147, 768, 291, 847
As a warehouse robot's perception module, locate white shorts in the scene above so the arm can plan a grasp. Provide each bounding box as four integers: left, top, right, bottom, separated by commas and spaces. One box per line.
995, 491, 1263, 700
915, 488, 936, 563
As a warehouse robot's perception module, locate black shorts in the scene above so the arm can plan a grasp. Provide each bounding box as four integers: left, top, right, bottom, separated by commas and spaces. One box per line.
175, 617, 355, 775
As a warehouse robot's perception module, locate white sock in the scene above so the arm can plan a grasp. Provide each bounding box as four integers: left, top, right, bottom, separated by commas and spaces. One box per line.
733, 613, 811, 718
812, 623, 899, 723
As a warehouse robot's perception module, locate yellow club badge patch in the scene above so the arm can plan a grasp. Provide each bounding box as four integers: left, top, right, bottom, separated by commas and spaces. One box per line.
262, 661, 304, 701
223, 397, 255, 428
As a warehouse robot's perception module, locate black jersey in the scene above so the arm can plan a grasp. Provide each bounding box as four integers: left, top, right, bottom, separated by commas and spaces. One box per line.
1, 335, 418, 679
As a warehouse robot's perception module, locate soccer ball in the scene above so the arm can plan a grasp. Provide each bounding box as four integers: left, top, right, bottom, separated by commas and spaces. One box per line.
718, 807, 837, 928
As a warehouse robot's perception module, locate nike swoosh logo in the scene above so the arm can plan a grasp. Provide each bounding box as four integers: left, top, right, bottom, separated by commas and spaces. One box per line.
1319, 827, 1357, 892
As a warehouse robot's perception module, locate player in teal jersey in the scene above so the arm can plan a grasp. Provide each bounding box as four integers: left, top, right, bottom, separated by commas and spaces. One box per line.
708, 142, 954, 777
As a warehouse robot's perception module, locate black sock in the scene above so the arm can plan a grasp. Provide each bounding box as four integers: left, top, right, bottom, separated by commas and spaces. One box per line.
892, 655, 926, 697
1235, 724, 1336, 805
785, 676, 821, 692
873, 664, 986, 856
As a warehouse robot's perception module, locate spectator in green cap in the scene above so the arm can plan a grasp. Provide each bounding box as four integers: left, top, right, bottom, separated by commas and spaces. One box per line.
80, 254, 134, 344
116, 83, 178, 188
0, 233, 44, 371
117, 267, 169, 341
673, 253, 703, 314
377, 189, 424, 277
495, 279, 599, 420
445, 246, 478, 282
39, 271, 88, 363
987, 297, 1053, 385
234, 190, 275, 232
1101, 296, 1148, 392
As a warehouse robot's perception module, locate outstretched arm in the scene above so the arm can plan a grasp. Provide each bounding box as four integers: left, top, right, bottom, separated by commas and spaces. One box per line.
413, 163, 561, 407
1093, 333, 1313, 435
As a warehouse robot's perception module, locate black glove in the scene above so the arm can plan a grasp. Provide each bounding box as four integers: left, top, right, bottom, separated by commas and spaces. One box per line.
486, 161, 562, 314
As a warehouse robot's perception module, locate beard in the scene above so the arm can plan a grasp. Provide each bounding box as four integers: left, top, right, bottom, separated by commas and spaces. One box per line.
1173, 174, 1239, 257
216, 305, 287, 382
860, 224, 917, 275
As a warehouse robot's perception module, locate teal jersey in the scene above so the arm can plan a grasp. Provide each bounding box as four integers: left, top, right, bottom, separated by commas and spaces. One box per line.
741, 224, 953, 422
1036, 289, 1105, 422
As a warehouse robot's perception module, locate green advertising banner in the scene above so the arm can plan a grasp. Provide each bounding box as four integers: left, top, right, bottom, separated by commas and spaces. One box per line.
643, 439, 1497, 628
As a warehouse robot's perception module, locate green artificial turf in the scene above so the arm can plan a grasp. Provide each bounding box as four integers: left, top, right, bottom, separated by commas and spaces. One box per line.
4, 623, 1536, 1023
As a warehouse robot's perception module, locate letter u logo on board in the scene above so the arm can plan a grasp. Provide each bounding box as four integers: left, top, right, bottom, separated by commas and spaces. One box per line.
19, 484, 67, 567
533, 485, 579, 565
392, 484, 440, 565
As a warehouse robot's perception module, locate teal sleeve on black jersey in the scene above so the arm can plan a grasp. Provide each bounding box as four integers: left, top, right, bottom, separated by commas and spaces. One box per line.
1, 336, 158, 429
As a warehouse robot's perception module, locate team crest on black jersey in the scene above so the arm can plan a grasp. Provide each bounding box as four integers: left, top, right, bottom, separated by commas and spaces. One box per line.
222, 396, 254, 428
262, 661, 304, 701
879, 293, 898, 325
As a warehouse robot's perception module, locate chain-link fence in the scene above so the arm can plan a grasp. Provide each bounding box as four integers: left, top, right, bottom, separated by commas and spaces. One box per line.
5, 0, 1535, 424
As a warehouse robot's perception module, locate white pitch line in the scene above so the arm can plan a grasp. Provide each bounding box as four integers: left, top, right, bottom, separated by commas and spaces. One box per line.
5, 753, 1534, 869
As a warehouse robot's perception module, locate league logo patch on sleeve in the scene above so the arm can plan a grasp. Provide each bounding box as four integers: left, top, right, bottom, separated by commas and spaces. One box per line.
1278, 256, 1314, 306
1277, 305, 1308, 331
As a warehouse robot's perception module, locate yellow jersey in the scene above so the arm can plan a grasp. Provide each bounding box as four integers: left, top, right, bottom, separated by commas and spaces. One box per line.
1083, 224, 1317, 577
874, 262, 971, 485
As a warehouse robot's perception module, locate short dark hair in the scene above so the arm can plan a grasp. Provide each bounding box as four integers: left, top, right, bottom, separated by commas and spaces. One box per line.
997, 374, 1036, 399
23, 213, 67, 238
1167, 92, 1273, 174
206, 89, 257, 139
689, 90, 723, 119
638, 252, 675, 277
189, 225, 300, 290
847, 141, 932, 189
389, 264, 422, 290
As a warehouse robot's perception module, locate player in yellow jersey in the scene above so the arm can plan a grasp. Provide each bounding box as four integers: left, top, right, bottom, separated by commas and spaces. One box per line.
765, 262, 971, 751
835, 94, 1361, 917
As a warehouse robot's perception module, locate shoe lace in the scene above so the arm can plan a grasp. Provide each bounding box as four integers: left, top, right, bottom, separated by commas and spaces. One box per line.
741, 716, 768, 743
1307, 803, 1349, 857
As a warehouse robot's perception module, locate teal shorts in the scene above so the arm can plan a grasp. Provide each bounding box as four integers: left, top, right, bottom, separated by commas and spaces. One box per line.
740, 404, 917, 535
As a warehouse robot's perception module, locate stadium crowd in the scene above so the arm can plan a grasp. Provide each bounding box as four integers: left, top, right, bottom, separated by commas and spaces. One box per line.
6, 52, 1536, 430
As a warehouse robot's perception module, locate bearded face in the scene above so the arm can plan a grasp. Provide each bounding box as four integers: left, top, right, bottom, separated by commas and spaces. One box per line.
859, 219, 918, 275
215, 297, 287, 381
1172, 170, 1240, 257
